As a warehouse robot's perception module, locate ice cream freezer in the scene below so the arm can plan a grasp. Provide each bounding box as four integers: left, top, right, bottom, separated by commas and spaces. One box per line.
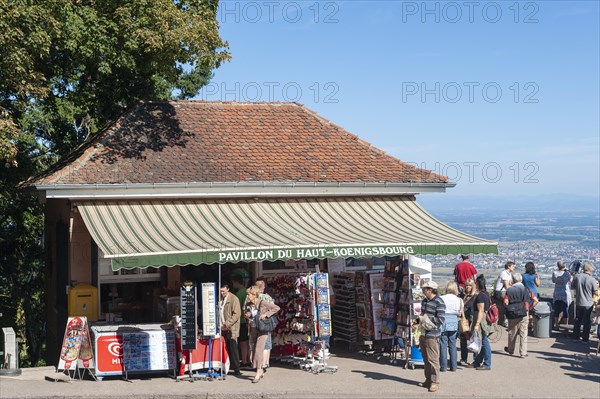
90, 323, 177, 380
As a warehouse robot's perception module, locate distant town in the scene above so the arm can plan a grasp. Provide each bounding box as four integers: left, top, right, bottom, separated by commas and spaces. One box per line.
425, 207, 600, 296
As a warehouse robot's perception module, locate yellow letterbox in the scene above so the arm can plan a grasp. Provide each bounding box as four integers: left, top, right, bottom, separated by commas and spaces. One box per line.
68, 284, 98, 322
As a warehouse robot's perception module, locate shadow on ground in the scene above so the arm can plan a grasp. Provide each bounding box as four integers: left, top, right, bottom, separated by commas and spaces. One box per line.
351, 369, 416, 385
529, 343, 600, 384
331, 341, 405, 366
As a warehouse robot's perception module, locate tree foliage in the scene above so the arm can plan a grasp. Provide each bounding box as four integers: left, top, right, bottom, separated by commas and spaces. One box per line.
0, 0, 229, 366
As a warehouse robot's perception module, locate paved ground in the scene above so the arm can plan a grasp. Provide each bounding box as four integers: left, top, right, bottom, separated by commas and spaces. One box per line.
1, 329, 599, 399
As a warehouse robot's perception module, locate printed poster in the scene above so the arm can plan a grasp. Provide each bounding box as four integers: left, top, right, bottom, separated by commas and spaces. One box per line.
201, 283, 217, 337
122, 330, 177, 372
58, 316, 95, 371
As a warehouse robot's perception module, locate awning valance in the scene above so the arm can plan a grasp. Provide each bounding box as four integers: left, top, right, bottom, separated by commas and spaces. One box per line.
77, 197, 498, 270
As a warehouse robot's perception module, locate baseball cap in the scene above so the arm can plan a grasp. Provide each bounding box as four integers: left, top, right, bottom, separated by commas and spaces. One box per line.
421, 281, 438, 290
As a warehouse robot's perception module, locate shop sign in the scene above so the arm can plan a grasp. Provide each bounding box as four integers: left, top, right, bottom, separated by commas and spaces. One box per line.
112, 243, 497, 270
217, 245, 415, 263
96, 335, 124, 373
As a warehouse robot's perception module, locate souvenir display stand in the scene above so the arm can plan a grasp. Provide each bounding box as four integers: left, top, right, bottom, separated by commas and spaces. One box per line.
266, 273, 337, 374
354, 271, 379, 347
375, 258, 404, 363
331, 272, 357, 346
354, 268, 398, 355
397, 255, 432, 369
303, 273, 337, 374
266, 274, 313, 366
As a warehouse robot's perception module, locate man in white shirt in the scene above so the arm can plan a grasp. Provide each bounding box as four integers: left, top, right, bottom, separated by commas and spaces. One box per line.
494, 261, 515, 327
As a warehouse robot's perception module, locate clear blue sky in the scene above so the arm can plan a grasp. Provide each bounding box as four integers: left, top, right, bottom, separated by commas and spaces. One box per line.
198, 1, 600, 201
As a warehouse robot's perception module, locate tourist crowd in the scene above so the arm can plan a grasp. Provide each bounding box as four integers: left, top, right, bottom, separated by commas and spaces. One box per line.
415, 256, 599, 393
218, 257, 599, 391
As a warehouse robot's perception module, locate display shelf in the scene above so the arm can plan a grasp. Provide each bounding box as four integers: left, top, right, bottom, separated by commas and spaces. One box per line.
355, 271, 379, 341
266, 273, 335, 373
331, 272, 357, 344
398, 255, 434, 369
265, 274, 313, 358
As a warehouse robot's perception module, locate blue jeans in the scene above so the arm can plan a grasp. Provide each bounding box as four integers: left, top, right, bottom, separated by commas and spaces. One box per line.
473, 334, 491, 369
439, 330, 458, 371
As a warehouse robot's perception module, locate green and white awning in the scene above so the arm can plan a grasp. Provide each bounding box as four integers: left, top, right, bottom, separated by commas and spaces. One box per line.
77, 197, 498, 271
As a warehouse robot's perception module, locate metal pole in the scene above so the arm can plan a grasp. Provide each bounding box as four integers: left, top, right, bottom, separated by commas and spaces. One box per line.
218, 266, 224, 378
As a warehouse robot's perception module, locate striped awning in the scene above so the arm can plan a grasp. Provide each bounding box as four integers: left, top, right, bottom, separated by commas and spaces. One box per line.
77, 197, 498, 270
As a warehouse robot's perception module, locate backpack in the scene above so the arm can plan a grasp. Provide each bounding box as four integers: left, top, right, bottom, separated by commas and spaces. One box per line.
486, 303, 499, 324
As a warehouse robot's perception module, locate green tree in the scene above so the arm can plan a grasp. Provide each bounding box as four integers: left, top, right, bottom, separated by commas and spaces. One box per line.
0, 0, 230, 366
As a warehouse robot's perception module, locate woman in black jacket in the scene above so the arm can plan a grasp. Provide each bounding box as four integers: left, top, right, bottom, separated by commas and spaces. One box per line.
458, 278, 477, 366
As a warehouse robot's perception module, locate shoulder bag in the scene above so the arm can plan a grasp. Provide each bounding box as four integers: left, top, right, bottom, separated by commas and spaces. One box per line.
458, 299, 470, 333
255, 300, 278, 333
505, 286, 528, 319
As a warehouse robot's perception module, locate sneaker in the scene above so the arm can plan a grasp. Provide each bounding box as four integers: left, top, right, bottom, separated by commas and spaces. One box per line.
468, 363, 480, 368
428, 384, 439, 392
417, 381, 431, 388
476, 366, 491, 371
520, 354, 528, 358
458, 360, 469, 367
504, 346, 514, 355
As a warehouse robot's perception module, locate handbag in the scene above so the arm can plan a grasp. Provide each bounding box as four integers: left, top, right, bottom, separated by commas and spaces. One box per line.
458, 298, 470, 334
480, 317, 494, 337
255, 300, 278, 332
458, 312, 470, 334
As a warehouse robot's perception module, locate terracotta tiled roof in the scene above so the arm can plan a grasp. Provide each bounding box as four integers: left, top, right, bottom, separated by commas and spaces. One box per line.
30, 101, 447, 185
